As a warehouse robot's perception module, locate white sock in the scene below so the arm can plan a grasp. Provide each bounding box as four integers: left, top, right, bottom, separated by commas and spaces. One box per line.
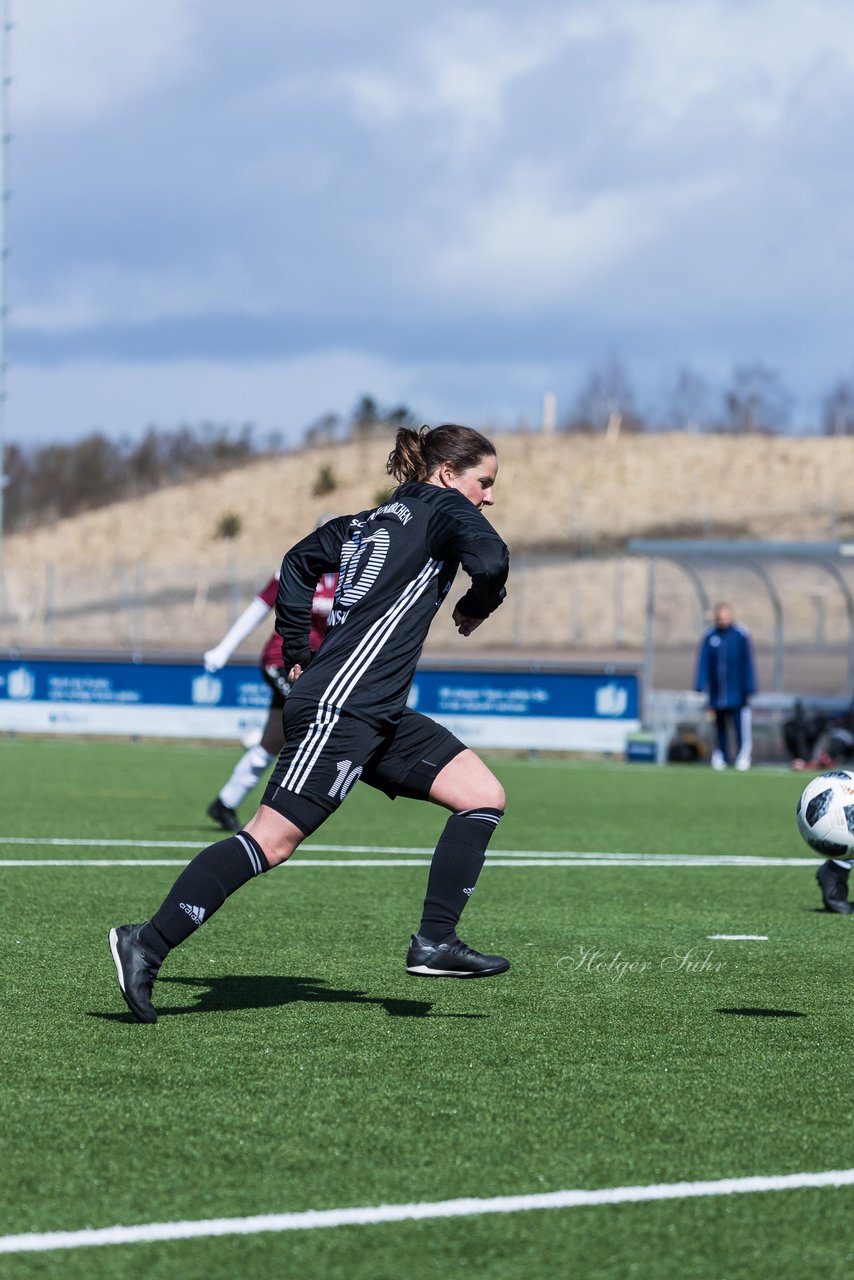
220, 745, 274, 810
737, 706, 753, 761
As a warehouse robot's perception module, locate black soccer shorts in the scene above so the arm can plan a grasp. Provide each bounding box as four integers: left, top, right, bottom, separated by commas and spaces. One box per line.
260, 700, 464, 835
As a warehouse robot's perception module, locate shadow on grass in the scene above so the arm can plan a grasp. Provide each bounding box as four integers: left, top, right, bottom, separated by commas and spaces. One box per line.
94, 973, 488, 1022
716, 1007, 807, 1018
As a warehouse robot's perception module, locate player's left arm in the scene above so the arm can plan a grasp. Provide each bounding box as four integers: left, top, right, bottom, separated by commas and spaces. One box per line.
432, 497, 509, 633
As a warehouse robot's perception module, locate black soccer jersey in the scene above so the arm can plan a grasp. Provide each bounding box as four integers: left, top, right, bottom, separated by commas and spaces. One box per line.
275, 481, 509, 728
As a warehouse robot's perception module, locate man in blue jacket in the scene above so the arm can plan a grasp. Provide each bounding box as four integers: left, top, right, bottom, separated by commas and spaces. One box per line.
695, 602, 756, 770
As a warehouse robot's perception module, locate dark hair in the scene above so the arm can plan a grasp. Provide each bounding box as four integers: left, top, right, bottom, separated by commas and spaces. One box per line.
386, 423, 497, 484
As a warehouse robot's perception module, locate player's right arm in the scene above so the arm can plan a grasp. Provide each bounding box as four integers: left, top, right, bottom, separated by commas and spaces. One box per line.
276, 517, 350, 671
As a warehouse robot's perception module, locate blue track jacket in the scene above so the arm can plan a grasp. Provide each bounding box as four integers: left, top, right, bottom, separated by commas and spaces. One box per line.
694, 623, 756, 709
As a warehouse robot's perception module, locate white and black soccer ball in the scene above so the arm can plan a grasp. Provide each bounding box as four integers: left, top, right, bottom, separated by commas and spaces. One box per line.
796, 770, 854, 858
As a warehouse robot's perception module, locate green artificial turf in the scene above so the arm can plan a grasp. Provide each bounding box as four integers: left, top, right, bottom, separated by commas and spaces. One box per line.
1, 738, 852, 1279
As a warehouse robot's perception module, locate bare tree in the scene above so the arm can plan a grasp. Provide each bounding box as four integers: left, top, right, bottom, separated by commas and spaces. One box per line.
303, 412, 341, 447
348, 395, 417, 440
663, 367, 712, 433
569, 357, 643, 435
721, 364, 792, 434
822, 380, 854, 435
4, 423, 264, 533
350, 395, 381, 438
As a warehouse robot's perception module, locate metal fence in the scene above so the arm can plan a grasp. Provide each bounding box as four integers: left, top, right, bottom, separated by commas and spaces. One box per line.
631, 540, 854, 701
2, 548, 853, 697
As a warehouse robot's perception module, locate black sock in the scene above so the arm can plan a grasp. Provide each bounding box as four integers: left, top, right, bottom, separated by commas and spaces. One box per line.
418, 807, 503, 944
139, 832, 270, 960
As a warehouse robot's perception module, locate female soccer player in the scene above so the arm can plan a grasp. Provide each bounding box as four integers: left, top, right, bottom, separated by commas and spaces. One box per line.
109, 423, 511, 1022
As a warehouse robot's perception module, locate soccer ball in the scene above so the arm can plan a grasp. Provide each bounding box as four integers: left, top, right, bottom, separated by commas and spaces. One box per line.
796, 770, 854, 857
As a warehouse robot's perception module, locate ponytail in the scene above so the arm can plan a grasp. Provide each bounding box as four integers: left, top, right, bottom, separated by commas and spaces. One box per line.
387, 425, 430, 483
386, 423, 496, 484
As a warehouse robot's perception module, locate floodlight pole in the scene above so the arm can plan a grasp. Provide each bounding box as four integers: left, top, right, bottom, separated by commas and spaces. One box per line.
0, 0, 10, 584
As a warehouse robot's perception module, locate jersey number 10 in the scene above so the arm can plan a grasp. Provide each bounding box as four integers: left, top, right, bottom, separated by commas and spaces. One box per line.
328, 759, 364, 800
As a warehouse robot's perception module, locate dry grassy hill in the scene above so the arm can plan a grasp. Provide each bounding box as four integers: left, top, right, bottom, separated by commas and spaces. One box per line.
7, 431, 854, 573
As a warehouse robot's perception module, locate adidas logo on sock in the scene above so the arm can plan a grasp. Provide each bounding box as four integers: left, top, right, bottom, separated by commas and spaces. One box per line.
463, 887, 475, 897
179, 902, 206, 925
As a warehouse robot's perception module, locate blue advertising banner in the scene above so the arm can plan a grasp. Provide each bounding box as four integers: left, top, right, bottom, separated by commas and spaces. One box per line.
406, 669, 638, 750
0, 660, 271, 708
0, 659, 272, 740
409, 670, 638, 720
0, 658, 639, 751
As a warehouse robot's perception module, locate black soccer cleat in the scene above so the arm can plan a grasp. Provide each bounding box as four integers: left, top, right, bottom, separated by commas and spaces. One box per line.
207, 797, 240, 833
108, 923, 161, 1022
816, 861, 854, 914
405, 933, 510, 978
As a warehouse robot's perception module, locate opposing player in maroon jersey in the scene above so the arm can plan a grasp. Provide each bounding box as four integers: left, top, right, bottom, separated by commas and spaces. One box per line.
203, 567, 338, 832
110, 425, 511, 1022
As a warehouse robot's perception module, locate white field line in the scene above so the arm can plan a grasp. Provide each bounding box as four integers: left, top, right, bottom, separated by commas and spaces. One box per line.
0, 837, 818, 868
707, 934, 770, 940
0, 859, 442, 868
0, 857, 821, 869
2, 1170, 853, 1256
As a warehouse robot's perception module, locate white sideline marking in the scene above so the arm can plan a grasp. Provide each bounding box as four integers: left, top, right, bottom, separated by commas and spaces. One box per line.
0, 859, 447, 868
0, 837, 211, 849
0, 837, 819, 869
707, 934, 770, 940
0, 857, 821, 869
1, 859, 199, 867
2, 1170, 853, 1255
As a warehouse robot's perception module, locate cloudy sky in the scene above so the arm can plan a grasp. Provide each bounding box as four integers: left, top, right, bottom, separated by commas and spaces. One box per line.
8, 0, 854, 444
